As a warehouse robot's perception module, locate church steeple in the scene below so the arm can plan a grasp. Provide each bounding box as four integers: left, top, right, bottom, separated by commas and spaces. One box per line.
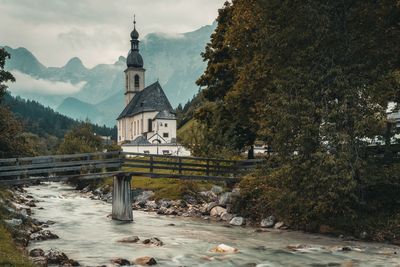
127, 15, 143, 68
124, 15, 145, 106
130, 15, 139, 51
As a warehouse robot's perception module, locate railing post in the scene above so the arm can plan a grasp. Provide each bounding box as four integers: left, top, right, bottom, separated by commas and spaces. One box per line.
206, 159, 210, 176
16, 157, 20, 180
150, 156, 154, 173
112, 174, 133, 221
178, 158, 182, 174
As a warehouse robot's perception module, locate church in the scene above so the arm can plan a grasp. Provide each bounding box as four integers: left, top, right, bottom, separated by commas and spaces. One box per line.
117, 18, 189, 156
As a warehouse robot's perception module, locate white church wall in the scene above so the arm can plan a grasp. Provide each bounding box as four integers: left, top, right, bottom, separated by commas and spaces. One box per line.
153, 119, 176, 143
121, 144, 191, 156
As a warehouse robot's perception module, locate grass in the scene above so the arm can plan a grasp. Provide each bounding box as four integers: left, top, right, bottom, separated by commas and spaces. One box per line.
101, 175, 219, 200
0, 188, 35, 267
97, 155, 226, 200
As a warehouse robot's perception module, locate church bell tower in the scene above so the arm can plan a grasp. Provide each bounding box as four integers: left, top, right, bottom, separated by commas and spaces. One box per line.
125, 15, 145, 106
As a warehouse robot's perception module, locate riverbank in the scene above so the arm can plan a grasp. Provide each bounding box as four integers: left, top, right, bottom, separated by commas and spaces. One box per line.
0, 186, 81, 267
84, 180, 384, 243
2, 182, 400, 266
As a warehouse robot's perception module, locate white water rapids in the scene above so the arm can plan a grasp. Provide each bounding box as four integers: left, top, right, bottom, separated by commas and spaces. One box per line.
26, 183, 399, 267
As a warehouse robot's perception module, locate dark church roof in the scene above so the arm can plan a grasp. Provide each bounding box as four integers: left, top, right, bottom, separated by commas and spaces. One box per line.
127, 50, 143, 68
130, 135, 151, 145
154, 110, 176, 120
117, 81, 174, 119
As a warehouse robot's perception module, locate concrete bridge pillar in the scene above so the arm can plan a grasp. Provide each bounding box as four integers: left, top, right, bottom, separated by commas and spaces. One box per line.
112, 174, 133, 221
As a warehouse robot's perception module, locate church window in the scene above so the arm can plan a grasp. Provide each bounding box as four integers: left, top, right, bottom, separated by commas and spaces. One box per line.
148, 119, 153, 132
165, 123, 168, 127
134, 74, 140, 88
163, 133, 169, 138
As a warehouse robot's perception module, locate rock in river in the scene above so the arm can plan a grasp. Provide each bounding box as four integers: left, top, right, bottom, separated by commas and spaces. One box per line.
229, 217, 244, 226
142, 237, 164, 246
117, 236, 140, 243
45, 248, 69, 265
29, 248, 45, 257
30, 230, 59, 241
111, 258, 131, 266
260, 215, 276, 228
210, 244, 239, 253
135, 256, 157, 266
220, 212, 234, 222
210, 206, 226, 217
274, 221, 285, 229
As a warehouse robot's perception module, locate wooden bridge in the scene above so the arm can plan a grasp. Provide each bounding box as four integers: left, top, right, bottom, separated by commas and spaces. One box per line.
0, 151, 262, 221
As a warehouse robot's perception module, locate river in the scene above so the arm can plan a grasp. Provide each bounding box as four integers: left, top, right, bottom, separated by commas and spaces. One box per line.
26, 183, 399, 267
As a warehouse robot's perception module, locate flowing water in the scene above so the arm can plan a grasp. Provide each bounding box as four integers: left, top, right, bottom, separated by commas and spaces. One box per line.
26, 183, 399, 267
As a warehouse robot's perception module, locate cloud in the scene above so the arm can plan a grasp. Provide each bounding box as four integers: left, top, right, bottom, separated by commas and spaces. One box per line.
0, 0, 225, 67
8, 71, 86, 95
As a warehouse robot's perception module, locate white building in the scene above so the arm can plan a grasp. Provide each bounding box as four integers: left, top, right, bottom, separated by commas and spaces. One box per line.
116, 18, 190, 156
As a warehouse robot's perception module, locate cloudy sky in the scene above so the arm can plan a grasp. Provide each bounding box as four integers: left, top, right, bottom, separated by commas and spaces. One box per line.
0, 0, 225, 68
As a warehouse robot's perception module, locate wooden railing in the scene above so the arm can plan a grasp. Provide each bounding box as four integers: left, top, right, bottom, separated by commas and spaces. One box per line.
0, 151, 122, 185
122, 152, 263, 181
0, 151, 264, 185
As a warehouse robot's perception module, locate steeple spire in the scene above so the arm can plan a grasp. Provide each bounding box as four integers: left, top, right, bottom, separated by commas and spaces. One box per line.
127, 14, 143, 68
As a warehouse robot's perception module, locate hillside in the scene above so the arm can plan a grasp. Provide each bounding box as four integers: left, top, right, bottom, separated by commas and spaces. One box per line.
3, 93, 116, 140
2, 22, 216, 127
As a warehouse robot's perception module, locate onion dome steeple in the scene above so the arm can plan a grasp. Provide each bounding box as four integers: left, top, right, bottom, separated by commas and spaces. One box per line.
127, 15, 143, 68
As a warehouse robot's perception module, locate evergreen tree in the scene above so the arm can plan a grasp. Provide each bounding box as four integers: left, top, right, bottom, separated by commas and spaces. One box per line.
0, 48, 34, 158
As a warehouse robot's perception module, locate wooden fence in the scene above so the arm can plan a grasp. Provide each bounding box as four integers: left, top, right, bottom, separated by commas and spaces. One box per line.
0, 151, 263, 185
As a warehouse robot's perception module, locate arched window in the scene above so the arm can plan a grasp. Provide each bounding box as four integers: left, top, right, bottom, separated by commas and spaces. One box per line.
134, 74, 140, 88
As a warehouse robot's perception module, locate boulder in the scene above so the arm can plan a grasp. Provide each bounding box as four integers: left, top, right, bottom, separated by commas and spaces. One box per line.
218, 192, 233, 207
229, 217, 244, 226
183, 194, 198, 205
210, 206, 226, 217
30, 230, 59, 241
210, 244, 238, 253
220, 212, 234, 222
145, 201, 159, 210
206, 202, 219, 212
63, 259, 80, 266
135, 191, 155, 202
111, 258, 131, 266
29, 256, 47, 267
45, 249, 68, 265
134, 256, 157, 266
29, 248, 45, 257
158, 199, 171, 208
211, 186, 223, 195
260, 216, 276, 228
274, 221, 285, 229
157, 207, 178, 216
4, 218, 23, 227
199, 191, 218, 202
117, 236, 140, 243
142, 237, 164, 246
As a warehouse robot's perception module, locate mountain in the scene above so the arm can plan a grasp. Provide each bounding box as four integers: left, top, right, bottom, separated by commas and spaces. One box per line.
57, 97, 100, 122
2, 22, 215, 127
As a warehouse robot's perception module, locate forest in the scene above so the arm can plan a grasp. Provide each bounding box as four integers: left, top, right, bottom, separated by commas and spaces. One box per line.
0, 49, 116, 157
178, 0, 400, 242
